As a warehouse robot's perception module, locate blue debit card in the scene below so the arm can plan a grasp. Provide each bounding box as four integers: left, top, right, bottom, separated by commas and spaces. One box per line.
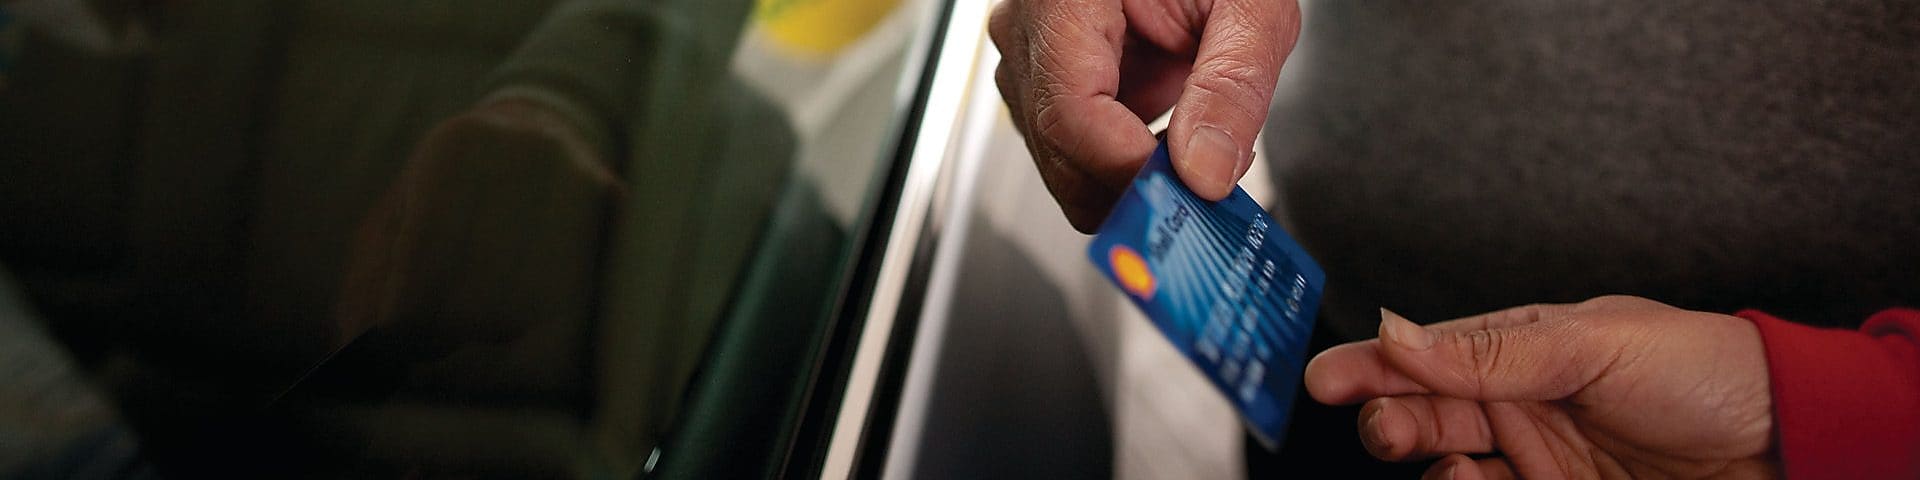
1087, 139, 1326, 449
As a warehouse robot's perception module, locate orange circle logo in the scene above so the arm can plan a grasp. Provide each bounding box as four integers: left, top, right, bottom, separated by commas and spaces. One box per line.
1109, 245, 1156, 299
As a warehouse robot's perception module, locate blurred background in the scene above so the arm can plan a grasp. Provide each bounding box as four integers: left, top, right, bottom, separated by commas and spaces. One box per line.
0, 0, 947, 477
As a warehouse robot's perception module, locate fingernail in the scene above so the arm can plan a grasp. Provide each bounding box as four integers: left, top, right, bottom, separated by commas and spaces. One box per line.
1361, 401, 1392, 454
1379, 308, 1433, 351
1184, 125, 1242, 195
1443, 462, 1461, 480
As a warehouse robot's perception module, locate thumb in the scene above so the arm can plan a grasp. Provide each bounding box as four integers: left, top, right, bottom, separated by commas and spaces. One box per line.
1374, 309, 1617, 402
1167, 0, 1300, 201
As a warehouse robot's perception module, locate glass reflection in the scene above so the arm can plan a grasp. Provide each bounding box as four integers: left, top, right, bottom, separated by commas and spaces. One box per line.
0, 0, 931, 477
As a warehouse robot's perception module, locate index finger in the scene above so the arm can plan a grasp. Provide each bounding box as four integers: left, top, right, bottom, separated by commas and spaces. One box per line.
1020, 0, 1159, 197
1303, 305, 1578, 405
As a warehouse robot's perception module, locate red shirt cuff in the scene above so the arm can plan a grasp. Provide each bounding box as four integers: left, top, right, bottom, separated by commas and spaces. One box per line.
1738, 309, 1920, 480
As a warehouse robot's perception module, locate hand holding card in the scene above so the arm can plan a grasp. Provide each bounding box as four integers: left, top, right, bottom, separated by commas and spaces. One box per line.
1087, 139, 1325, 448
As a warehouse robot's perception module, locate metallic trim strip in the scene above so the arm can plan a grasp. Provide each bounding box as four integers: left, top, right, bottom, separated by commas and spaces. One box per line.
877, 39, 1005, 479
818, 0, 995, 476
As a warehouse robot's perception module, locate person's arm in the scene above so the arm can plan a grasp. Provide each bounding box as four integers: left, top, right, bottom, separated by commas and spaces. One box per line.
1738, 308, 1920, 479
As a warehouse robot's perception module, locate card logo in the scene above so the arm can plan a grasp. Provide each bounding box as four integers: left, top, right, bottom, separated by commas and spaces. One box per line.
1108, 244, 1157, 299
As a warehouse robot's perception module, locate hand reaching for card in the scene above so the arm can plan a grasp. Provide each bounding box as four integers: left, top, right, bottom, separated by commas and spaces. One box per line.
1303, 296, 1781, 479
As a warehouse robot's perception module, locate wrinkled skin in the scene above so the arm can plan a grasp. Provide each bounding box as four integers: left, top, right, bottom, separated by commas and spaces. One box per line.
1305, 296, 1780, 479
988, 0, 1300, 232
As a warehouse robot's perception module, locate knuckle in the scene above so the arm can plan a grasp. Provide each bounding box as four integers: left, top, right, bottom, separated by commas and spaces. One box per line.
1032, 100, 1095, 178
1203, 56, 1271, 98
1280, 0, 1303, 29
1586, 295, 1634, 306
1186, 59, 1273, 122
1031, 92, 1074, 145
987, 1, 1019, 48
1577, 295, 1662, 313
1212, 56, 1269, 90
1506, 303, 1554, 323
1027, 136, 1075, 188
1416, 400, 1446, 453
1518, 302, 1557, 312
1464, 330, 1503, 394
